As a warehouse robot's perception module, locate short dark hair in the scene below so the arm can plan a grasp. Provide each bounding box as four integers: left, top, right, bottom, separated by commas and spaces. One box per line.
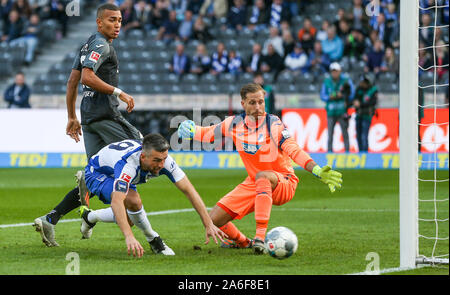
142, 133, 170, 153
97, 3, 120, 18
240, 83, 265, 100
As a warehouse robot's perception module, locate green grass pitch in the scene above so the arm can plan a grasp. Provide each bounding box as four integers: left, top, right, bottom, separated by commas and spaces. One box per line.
0, 168, 448, 275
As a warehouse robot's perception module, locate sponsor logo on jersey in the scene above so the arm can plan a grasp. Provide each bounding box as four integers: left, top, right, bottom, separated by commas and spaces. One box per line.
89, 51, 101, 63
242, 142, 261, 155
120, 173, 132, 183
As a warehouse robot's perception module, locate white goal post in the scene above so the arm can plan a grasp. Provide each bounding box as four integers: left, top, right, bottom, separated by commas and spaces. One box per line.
399, 0, 449, 268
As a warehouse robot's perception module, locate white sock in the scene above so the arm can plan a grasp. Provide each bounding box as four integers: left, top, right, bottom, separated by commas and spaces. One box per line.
126, 206, 159, 242
88, 207, 116, 223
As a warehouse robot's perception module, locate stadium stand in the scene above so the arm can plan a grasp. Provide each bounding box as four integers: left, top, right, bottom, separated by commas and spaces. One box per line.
1, 0, 448, 110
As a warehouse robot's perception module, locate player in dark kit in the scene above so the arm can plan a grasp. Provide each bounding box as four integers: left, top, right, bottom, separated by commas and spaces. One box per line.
32, 4, 172, 254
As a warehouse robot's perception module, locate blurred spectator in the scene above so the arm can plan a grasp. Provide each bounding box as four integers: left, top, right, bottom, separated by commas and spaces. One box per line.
253, 72, 276, 115
149, 0, 170, 30
316, 19, 329, 42
261, 43, 284, 77
199, 0, 228, 24
419, 13, 434, 48
441, 0, 449, 24
337, 19, 351, 39
353, 74, 378, 152
284, 42, 308, 74
365, 29, 379, 50
227, 49, 243, 77
263, 26, 284, 57
12, 0, 31, 19
171, 0, 188, 20
344, 28, 366, 61
120, 0, 139, 34
371, 12, 396, 48
192, 15, 213, 43
245, 42, 263, 74
4, 72, 31, 108
9, 12, 40, 65
365, 38, 385, 76
169, 43, 190, 76
321, 25, 343, 62
246, 0, 269, 33
320, 62, 355, 153
269, 0, 291, 28
334, 8, 350, 35
157, 9, 179, 43
133, 0, 152, 33
178, 9, 194, 42
381, 46, 399, 77
434, 40, 449, 82
1, 0, 13, 30
187, 0, 203, 15
227, 0, 246, 31
190, 43, 211, 75
43, 0, 68, 37
350, 0, 368, 32
308, 40, 331, 78
281, 29, 294, 58
297, 17, 316, 53
418, 42, 433, 76
210, 42, 228, 75
1, 9, 23, 43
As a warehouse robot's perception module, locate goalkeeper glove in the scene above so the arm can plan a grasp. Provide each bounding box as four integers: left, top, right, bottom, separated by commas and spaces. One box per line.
312, 165, 343, 193
178, 120, 196, 140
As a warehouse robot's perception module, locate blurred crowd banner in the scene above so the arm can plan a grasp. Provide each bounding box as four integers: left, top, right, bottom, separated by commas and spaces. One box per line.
0, 151, 447, 169
0, 109, 447, 169
282, 108, 449, 153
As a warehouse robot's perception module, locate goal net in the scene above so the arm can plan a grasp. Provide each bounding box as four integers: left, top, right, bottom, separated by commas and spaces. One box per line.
400, 0, 449, 268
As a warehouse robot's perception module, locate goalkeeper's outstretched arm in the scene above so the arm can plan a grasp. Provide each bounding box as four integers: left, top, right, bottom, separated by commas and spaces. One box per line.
282, 138, 343, 193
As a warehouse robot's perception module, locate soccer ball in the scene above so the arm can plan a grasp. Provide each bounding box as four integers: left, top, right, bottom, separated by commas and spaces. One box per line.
264, 226, 298, 259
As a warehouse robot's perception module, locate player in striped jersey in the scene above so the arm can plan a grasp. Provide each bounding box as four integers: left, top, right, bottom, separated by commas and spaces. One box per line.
79, 133, 226, 257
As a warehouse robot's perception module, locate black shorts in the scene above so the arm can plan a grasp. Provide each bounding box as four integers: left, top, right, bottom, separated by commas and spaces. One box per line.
82, 116, 142, 159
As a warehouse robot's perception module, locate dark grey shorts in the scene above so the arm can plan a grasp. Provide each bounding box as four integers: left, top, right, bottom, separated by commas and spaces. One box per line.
82, 116, 143, 159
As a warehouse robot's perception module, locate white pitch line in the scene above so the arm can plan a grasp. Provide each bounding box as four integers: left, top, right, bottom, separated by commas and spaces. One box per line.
348, 265, 427, 275
0, 207, 446, 229
0, 208, 197, 229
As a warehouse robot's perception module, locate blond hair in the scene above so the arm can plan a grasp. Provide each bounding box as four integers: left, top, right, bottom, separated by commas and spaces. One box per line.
240, 83, 266, 100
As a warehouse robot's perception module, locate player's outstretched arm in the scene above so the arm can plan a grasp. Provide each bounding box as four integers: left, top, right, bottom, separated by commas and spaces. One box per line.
174, 176, 228, 244
66, 69, 82, 142
282, 137, 343, 193
81, 68, 134, 113
110, 191, 144, 257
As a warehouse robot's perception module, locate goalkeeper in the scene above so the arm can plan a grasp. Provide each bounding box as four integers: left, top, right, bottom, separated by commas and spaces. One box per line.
178, 83, 343, 254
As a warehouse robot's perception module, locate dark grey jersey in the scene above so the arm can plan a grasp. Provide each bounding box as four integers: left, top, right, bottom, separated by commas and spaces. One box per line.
72, 32, 121, 124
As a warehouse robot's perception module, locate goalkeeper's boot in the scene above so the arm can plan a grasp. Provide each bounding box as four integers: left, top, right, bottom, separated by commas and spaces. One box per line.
220, 238, 252, 249
149, 236, 175, 255
32, 216, 59, 247
252, 238, 266, 255
79, 205, 96, 239
75, 170, 90, 207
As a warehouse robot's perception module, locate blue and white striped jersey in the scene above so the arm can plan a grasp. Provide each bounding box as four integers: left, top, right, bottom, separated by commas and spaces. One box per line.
86, 139, 185, 191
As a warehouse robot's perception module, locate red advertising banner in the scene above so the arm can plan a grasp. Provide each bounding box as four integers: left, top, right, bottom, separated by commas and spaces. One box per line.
282, 108, 448, 153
